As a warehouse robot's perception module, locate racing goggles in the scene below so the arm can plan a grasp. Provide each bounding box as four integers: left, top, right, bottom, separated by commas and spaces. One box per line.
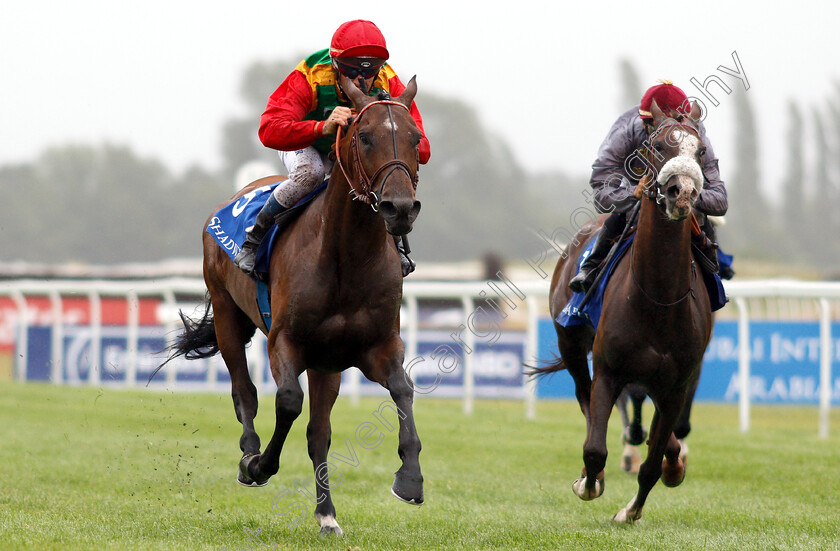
333, 57, 385, 79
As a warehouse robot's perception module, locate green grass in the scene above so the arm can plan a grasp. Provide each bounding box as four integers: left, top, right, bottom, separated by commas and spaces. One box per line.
1, 381, 840, 550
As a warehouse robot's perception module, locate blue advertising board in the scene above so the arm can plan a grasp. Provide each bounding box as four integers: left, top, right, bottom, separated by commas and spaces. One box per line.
24, 325, 235, 389
535, 318, 840, 404
22, 318, 840, 404
22, 325, 530, 398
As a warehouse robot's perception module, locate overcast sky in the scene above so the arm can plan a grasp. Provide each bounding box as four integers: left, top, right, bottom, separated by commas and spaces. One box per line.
3, 0, 839, 195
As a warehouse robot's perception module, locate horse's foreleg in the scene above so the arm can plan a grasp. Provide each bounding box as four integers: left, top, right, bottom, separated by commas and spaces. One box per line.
627, 386, 648, 445
573, 374, 617, 501
616, 389, 631, 430
209, 289, 262, 485
620, 385, 648, 474
306, 371, 343, 536
616, 389, 640, 474
360, 338, 423, 506
613, 392, 684, 524
673, 370, 701, 467
240, 336, 304, 485
385, 368, 424, 505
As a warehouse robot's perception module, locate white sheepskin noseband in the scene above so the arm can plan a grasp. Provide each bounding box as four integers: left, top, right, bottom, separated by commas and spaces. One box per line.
657, 156, 704, 192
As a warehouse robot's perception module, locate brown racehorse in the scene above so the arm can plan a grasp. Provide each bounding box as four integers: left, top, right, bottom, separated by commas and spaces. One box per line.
532, 99, 713, 523
162, 76, 424, 536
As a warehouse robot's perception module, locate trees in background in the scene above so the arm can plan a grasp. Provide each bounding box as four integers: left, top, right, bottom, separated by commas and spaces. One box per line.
0, 56, 581, 265
0, 145, 227, 264
1, 58, 837, 276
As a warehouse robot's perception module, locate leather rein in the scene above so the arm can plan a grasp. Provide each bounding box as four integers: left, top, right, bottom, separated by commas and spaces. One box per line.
334, 100, 419, 211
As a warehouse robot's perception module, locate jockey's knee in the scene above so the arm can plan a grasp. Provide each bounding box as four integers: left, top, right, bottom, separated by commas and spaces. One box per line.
275, 148, 327, 206
290, 156, 326, 191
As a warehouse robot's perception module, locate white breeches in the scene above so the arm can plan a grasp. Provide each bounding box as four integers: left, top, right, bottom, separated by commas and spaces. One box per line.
273, 147, 333, 207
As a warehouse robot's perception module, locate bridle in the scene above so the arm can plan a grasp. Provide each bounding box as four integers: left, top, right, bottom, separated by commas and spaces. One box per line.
334, 99, 419, 212
637, 118, 702, 206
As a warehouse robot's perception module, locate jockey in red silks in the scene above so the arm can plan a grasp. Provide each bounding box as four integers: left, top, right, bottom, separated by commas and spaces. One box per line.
569, 80, 730, 293
235, 20, 431, 278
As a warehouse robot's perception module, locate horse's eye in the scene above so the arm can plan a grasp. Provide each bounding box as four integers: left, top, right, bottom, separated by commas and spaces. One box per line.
698, 147, 707, 158
359, 133, 372, 146
653, 143, 665, 153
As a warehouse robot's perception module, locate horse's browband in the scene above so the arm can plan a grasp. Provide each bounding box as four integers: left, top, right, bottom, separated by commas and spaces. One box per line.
355, 99, 410, 120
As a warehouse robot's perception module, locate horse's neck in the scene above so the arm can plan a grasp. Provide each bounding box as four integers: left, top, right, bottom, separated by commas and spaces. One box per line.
631, 198, 694, 303
320, 171, 390, 267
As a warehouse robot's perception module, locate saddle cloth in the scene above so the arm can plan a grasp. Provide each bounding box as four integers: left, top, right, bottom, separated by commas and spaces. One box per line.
205, 179, 328, 330
557, 235, 729, 330
205, 180, 328, 271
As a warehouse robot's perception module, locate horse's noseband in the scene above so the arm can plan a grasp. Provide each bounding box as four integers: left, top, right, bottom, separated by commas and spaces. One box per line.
335, 100, 419, 211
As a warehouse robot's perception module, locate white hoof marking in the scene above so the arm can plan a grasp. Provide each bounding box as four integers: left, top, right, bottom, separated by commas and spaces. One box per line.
315, 514, 343, 536
678, 438, 689, 464
572, 476, 603, 501
621, 443, 642, 474
613, 495, 642, 524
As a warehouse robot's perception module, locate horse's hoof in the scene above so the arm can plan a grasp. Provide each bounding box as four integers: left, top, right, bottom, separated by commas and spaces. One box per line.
391, 486, 423, 506
237, 471, 268, 487
661, 458, 686, 488
319, 524, 343, 536
238, 453, 269, 487
613, 496, 643, 524
613, 508, 642, 524
572, 473, 604, 501
315, 514, 343, 536
391, 471, 424, 505
620, 443, 642, 474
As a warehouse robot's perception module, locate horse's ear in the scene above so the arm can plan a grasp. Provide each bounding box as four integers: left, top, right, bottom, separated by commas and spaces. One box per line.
396, 76, 418, 108
341, 74, 371, 110
650, 98, 666, 123
689, 100, 702, 122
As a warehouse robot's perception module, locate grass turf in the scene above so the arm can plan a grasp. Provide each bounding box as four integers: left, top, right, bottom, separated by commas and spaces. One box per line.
1, 381, 839, 550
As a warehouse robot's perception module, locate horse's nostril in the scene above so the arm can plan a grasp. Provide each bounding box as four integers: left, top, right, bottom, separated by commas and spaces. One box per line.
379, 201, 398, 219
379, 198, 417, 222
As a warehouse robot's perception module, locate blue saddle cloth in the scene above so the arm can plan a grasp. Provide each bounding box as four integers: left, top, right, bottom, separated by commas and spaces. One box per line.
205, 179, 328, 330
557, 236, 729, 330
205, 180, 327, 266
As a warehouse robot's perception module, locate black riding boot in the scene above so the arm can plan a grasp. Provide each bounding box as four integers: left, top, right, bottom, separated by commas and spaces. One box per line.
234, 194, 286, 278
394, 236, 416, 277
569, 229, 614, 293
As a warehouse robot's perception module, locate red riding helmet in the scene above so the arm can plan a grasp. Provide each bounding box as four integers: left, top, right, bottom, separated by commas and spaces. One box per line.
330, 20, 390, 60
639, 80, 689, 119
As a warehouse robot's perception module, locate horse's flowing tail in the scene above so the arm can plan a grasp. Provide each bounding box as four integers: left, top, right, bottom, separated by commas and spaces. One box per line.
152, 295, 218, 382
523, 355, 566, 378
